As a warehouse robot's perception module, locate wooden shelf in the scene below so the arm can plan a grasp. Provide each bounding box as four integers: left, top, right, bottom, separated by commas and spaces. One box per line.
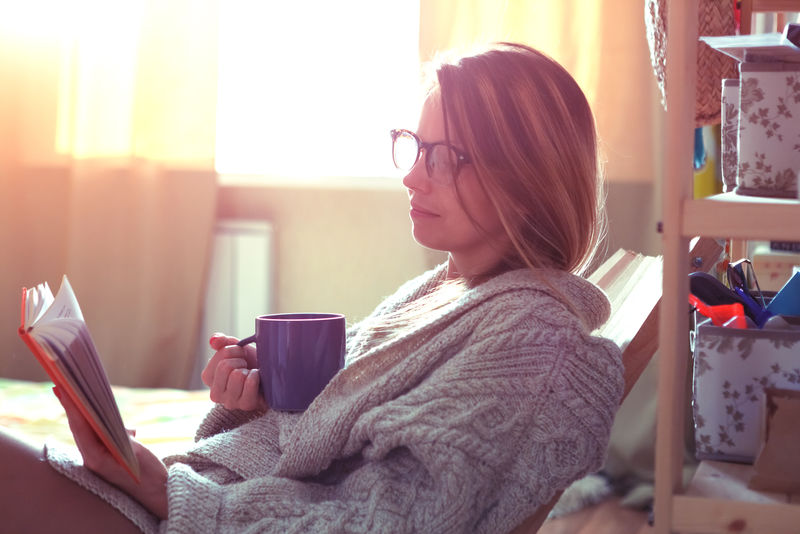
685, 460, 798, 504
653, 2, 800, 533
682, 193, 800, 240
670, 461, 800, 533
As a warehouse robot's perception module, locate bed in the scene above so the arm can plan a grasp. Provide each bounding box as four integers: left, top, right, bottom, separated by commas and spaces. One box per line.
0, 377, 213, 458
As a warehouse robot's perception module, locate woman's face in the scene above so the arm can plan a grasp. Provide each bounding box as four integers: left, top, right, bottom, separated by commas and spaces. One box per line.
402, 95, 509, 278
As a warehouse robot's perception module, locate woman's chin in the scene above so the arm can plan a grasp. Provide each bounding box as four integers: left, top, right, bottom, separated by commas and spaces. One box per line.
410, 228, 446, 252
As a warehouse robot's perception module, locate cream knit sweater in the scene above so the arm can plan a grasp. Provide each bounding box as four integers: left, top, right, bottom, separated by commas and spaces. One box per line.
46, 263, 624, 534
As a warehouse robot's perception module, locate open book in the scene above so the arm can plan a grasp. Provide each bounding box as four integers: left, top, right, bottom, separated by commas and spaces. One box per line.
18, 276, 140, 481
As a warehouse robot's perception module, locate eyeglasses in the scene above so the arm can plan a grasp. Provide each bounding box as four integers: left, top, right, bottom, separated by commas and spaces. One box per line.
390, 129, 471, 185
726, 258, 766, 309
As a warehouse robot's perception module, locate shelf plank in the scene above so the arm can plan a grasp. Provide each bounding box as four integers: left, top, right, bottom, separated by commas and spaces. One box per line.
685, 461, 788, 504
673, 495, 800, 534
682, 193, 800, 240
671, 460, 800, 533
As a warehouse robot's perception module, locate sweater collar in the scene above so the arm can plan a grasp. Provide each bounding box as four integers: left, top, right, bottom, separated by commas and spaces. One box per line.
424, 262, 611, 332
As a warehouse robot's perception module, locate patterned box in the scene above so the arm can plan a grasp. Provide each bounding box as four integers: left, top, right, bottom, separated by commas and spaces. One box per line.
720, 78, 739, 193
691, 318, 800, 463
735, 62, 800, 198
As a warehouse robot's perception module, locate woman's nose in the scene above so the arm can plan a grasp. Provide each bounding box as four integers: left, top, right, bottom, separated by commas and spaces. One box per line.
401, 157, 430, 192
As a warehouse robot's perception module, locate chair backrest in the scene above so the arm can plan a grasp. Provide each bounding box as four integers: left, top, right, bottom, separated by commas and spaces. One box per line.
509, 238, 723, 534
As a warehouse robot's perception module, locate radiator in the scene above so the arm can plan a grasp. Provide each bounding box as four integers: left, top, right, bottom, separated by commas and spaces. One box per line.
191, 219, 274, 388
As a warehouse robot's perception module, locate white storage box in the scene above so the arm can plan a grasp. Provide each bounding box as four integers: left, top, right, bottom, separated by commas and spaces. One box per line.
720, 78, 740, 193
691, 317, 800, 463
736, 62, 800, 198
702, 29, 800, 199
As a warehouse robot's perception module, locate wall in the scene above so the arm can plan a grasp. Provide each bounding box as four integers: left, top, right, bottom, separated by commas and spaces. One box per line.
216, 178, 660, 325
216, 178, 447, 325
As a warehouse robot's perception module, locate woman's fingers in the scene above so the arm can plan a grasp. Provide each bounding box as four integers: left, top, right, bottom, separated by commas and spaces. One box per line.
202, 337, 258, 388
201, 344, 241, 387
202, 333, 263, 410
53, 388, 169, 518
240, 369, 264, 411
209, 357, 248, 403
240, 344, 258, 369
54, 387, 115, 472
208, 333, 238, 351
207, 360, 263, 411
221, 368, 248, 409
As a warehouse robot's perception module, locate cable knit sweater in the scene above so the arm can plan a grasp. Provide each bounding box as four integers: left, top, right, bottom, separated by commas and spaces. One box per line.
46, 263, 624, 534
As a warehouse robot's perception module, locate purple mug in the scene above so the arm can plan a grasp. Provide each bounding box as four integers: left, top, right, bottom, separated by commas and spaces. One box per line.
238, 313, 345, 411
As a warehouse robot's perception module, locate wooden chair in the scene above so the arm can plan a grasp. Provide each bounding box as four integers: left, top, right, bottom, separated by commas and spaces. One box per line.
509, 238, 723, 534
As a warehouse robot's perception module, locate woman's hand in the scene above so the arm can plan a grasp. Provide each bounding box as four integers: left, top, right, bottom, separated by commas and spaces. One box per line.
201, 333, 266, 411
54, 386, 169, 520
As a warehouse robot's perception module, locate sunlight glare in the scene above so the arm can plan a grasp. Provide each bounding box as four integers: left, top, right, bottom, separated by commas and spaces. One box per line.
55, 0, 143, 158
215, 0, 421, 179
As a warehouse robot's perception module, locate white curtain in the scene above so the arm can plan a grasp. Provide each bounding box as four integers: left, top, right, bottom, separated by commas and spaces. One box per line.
419, 0, 660, 185
0, 0, 219, 388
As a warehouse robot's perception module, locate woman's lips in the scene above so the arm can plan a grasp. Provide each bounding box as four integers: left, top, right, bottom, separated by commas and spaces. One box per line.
409, 203, 439, 218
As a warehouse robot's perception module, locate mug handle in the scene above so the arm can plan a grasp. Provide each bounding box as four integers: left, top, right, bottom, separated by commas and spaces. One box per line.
237, 334, 257, 347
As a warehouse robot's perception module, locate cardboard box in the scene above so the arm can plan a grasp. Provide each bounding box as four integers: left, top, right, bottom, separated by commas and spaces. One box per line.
691, 317, 800, 463
748, 388, 800, 493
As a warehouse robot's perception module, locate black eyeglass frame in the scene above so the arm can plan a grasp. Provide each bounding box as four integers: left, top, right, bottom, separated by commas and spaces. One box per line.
390, 128, 471, 181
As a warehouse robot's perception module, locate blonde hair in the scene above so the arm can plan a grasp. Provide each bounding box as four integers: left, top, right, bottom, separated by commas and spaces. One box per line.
431, 42, 607, 277
359, 43, 607, 341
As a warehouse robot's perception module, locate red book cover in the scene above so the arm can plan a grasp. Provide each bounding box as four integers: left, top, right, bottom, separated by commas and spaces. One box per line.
18, 278, 140, 482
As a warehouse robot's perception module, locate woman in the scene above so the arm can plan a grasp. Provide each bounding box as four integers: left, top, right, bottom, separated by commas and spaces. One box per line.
0, 42, 623, 533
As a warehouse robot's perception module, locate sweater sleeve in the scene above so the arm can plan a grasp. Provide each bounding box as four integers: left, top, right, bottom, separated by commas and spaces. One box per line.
162, 299, 623, 534
194, 405, 265, 441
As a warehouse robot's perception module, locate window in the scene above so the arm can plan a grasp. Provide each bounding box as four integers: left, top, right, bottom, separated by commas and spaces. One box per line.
215, 0, 421, 181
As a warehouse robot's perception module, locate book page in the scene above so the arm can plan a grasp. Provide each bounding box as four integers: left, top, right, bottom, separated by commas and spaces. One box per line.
37, 329, 104, 422
33, 320, 132, 458
37, 275, 84, 325
37, 322, 121, 423
22, 282, 54, 330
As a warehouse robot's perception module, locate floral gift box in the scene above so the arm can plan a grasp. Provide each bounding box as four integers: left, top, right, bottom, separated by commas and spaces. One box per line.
702, 29, 800, 199
720, 78, 740, 193
691, 317, 800, 463
736, 62, 800, 198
